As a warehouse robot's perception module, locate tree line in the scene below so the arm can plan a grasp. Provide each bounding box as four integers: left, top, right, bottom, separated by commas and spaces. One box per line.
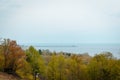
0, 39, 120, 80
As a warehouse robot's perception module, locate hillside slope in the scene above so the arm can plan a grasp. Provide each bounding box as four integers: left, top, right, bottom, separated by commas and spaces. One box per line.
0, 72, 21, 80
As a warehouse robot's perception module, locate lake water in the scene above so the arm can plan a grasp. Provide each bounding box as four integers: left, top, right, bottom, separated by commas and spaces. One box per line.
21, 43, 120, 58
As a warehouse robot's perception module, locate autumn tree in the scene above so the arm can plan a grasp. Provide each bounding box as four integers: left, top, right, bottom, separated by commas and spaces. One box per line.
88, 52, 120, 80
0, 39, 4, 71
46, 54, 67, 80
0, 39, 26, 74
26, 46, 45, 80
65, 55, 88, 80
46, 54, 58, 80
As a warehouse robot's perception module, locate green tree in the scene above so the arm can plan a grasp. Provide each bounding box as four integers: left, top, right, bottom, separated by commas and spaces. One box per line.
46, 54, 66, 80
56, 55, 66, 80
26, 46, 45, 80
88, 52, 120, 80
66, 55, 88, 80
46, 54, 58, 80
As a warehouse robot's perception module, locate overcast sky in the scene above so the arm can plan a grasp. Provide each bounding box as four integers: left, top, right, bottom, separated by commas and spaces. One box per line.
0, 0, 120, 44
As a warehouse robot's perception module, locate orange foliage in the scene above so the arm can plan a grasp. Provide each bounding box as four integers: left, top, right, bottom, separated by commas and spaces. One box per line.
1, 39, 26, 73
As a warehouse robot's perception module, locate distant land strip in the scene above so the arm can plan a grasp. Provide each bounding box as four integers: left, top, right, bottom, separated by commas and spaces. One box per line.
20, 45, 77, 47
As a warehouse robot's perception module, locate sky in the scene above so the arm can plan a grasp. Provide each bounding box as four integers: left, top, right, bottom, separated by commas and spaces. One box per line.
0, 0, 120, 44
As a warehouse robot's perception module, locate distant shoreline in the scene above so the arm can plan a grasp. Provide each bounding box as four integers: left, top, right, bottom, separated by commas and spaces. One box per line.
20, 45, 77, 47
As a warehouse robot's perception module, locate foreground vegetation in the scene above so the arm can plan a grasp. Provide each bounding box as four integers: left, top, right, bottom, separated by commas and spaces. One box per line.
0, 39, 120, 80
0, 72, 21, 80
